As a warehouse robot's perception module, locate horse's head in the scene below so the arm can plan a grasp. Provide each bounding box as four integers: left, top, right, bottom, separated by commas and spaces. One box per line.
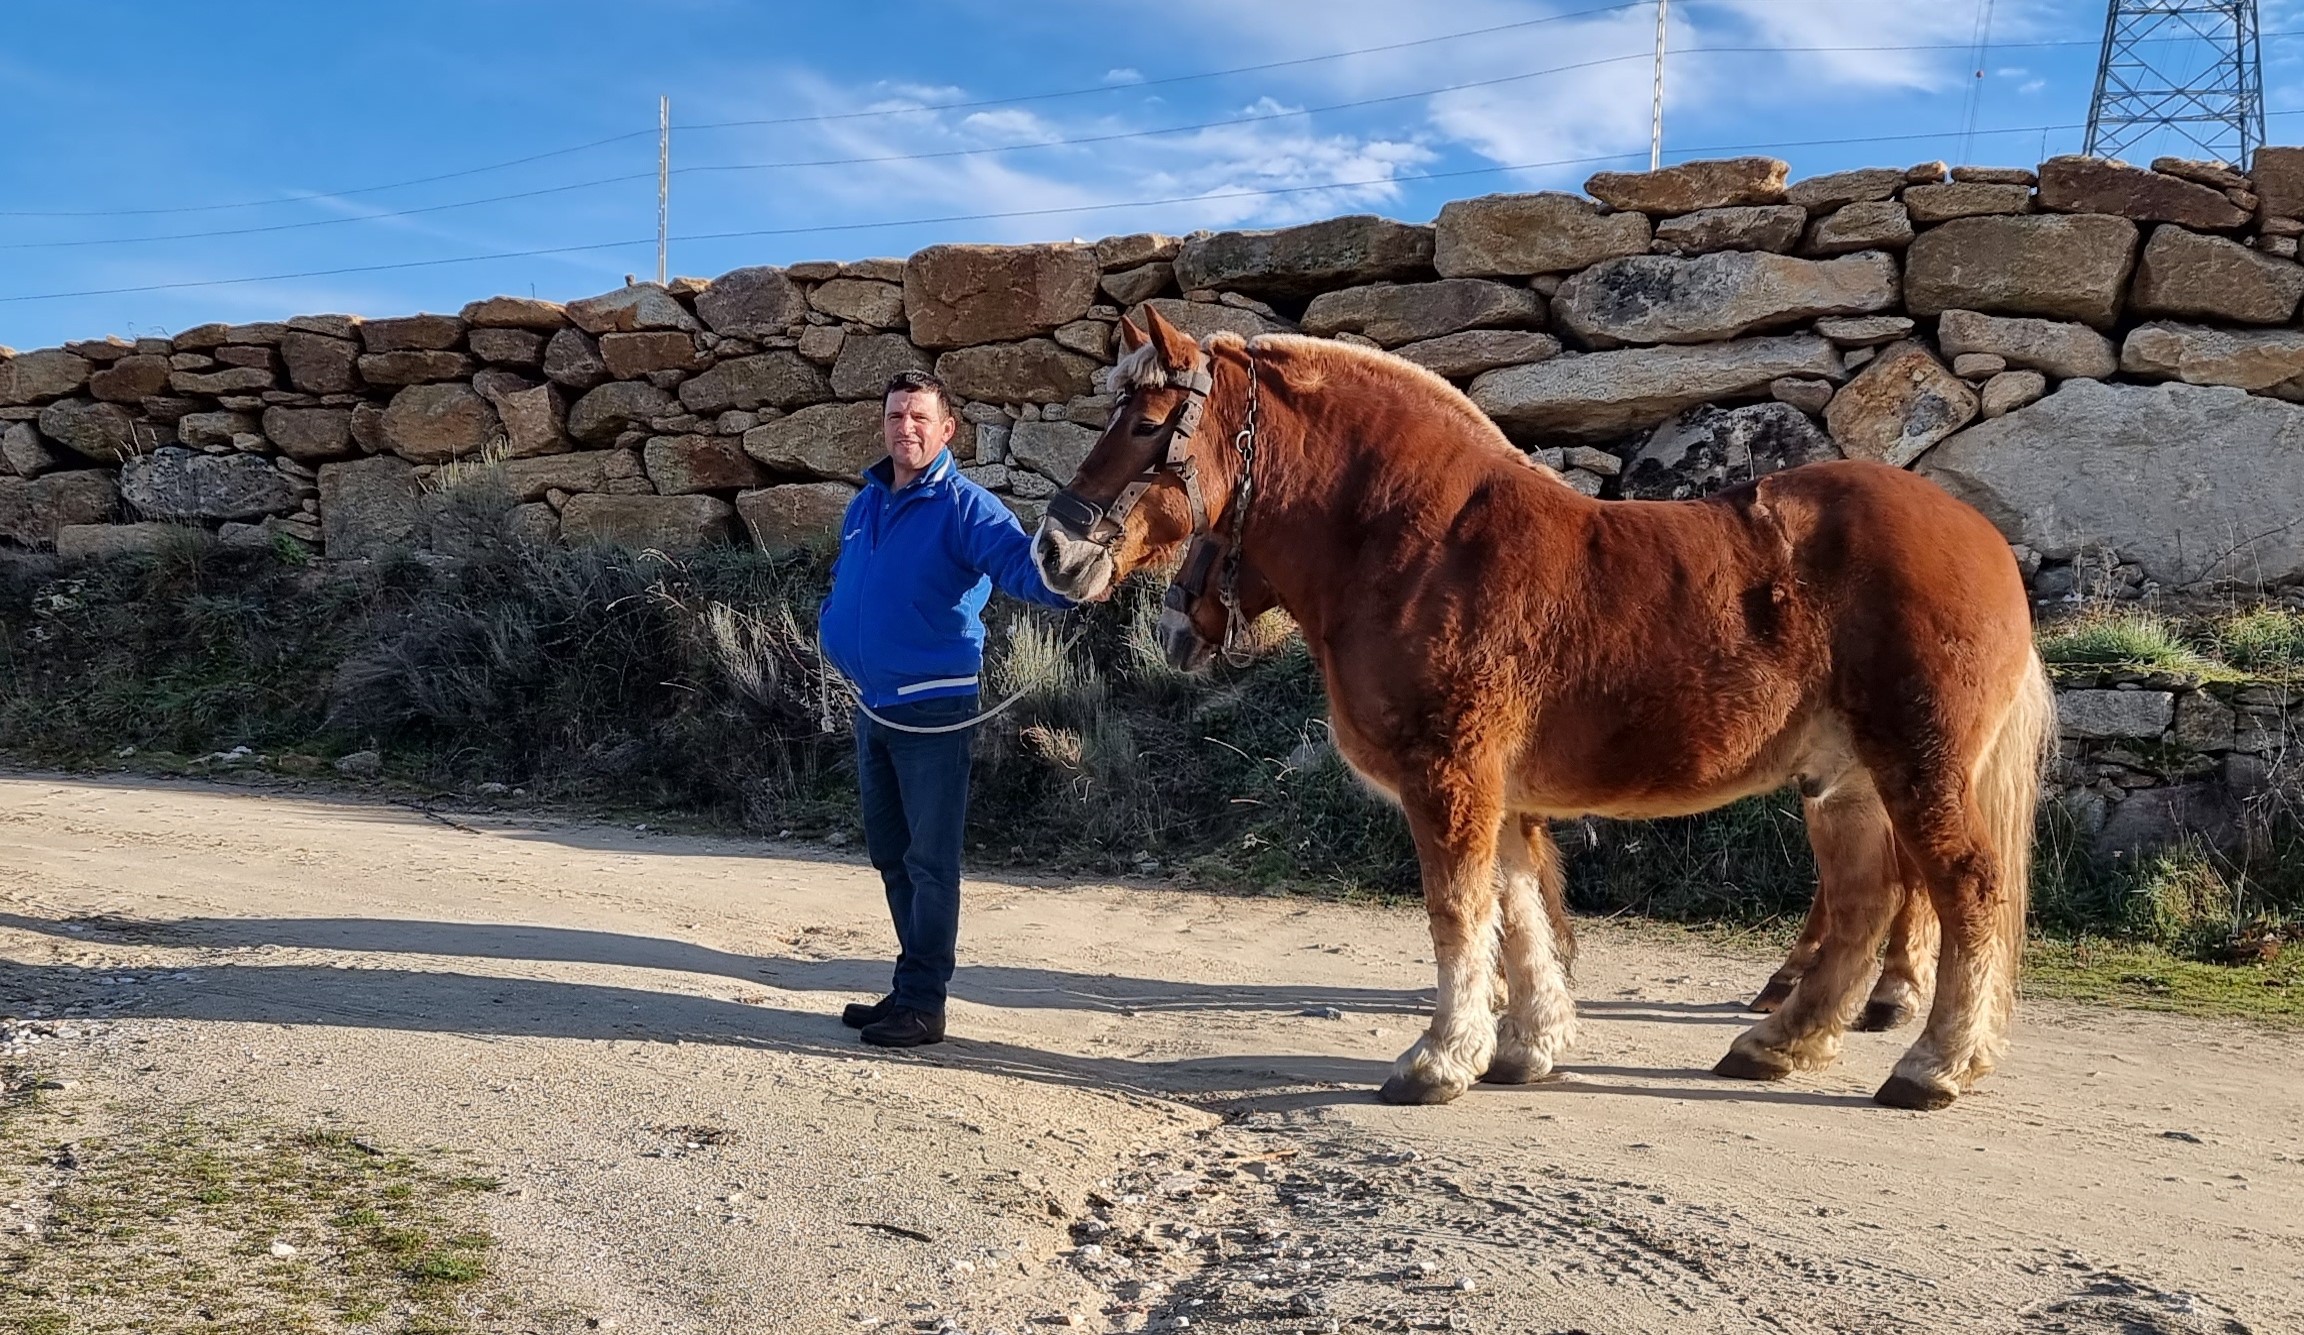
1152, 534, 1279, 673
1033, 305, 1236, 604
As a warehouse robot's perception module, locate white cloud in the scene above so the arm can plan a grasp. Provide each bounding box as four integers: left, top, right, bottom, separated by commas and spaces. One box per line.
1144, 0, 2060, 188
1701, 0, 2051, 93
1104, 67, 1144, 85
956, 108, 1066, 145
661, 0, 2075, 257
689, 66, 1439, 246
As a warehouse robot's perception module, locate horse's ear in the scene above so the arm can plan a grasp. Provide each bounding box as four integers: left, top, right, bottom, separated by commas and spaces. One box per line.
1143, 304, 1199, 371
1115, 316, 1148, 354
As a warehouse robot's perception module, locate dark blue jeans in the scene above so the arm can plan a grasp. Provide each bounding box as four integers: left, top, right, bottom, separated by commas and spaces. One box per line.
854, 693, 978, 1015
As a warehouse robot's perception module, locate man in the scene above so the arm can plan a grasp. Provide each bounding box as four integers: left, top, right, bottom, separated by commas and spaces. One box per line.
817, 370, 1074, 1047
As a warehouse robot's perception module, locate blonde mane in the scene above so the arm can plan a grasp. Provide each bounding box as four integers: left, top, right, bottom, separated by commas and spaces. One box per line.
1108, 335, 1171, 392
1109, 324, 1565, 483
1221, 332, 1569, 483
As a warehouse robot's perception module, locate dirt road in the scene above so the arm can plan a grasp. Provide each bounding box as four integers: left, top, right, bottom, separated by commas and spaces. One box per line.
2, 774, 2299, 1334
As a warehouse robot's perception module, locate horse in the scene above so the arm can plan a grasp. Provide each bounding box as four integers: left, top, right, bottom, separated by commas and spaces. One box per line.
1156, 463, 1947, 1036
1035, 306, 2051, 1111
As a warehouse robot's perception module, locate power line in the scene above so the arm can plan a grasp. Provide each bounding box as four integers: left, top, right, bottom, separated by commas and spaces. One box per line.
0, 48, 1675, 252
0, 130, 663, 221
2, 114, 2234, 306
24, 27, 2304, 254
0, 1, 1667, 221
0, 172, 659, 251
1959, 0, 1999, 165
664, 24, 2304, 135
12, 4, 2294, 223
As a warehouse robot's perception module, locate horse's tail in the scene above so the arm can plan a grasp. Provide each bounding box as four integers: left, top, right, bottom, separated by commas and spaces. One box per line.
1974, 649, 2054, 1038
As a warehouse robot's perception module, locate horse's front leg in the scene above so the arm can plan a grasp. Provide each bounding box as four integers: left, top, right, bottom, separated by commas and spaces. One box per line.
1380, 779, 1505, 1106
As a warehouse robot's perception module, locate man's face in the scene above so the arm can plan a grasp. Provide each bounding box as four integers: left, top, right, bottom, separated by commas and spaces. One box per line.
884, 389, 955, 477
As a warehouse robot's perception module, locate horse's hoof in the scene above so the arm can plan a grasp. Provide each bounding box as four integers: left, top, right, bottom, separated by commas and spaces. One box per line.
1854, 1000, 1916, 1033
1873, 1073, 1959, 1111
1378, 1073, 1466, 1106
1477, 1055, 1557, 1086
1749, 978, 1796, 1014
1712, 1046, 1795, 1082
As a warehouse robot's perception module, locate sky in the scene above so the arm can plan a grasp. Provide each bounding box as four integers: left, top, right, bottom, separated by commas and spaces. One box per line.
6, 0, 2304, 351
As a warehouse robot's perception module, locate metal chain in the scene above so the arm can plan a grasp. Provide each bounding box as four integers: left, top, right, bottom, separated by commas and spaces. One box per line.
1216, 345, 1262, 667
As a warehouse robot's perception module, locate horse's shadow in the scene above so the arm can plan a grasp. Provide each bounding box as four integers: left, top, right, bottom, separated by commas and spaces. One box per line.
0, 911, 1878, 1111
1578, 998, 1757, 1026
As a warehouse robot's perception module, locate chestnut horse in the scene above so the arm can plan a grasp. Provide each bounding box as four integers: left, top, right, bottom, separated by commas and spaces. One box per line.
1036, 308, 2051, 1111
1158, 515, 1944, 1034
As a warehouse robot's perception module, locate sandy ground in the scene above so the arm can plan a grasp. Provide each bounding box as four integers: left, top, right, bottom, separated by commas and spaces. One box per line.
2, 773, 2300, 1335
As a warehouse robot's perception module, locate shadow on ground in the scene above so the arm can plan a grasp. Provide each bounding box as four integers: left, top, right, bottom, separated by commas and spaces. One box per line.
3, 908, 1882, 1114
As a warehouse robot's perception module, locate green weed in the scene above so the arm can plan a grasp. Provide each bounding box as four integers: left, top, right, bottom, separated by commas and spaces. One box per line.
2038, 607, 2222, 677
0, 1094, 503, 1333
2213, 606, 2304, 674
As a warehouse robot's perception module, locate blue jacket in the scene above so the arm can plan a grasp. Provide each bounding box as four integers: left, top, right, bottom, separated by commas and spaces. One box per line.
818, 449, 1073, 709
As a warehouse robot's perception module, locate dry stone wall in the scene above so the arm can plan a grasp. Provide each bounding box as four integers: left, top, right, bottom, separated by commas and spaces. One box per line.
8, 150, 2304, 604
2052, 674, 2297, 855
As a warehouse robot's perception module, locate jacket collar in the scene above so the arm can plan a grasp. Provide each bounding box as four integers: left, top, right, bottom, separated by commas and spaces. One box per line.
864, 449, 954, 496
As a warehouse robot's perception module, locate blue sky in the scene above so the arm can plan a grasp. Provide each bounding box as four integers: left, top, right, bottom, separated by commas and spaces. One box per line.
5, 0, 2304, 350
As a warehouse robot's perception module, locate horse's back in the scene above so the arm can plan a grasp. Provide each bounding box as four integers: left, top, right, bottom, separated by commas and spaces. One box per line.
1738, 458, 2029, 624
1736, 458, 2037, 735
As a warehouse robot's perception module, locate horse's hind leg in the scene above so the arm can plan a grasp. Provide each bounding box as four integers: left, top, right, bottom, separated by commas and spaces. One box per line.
1716, 780, 1898, 1081
1751, 901, 1826, 1014
1380, 783, 1504, 1106
1875, 787, 2022, 1110
1484, 816, 1579, 1085
1855, 870, 1939, 1032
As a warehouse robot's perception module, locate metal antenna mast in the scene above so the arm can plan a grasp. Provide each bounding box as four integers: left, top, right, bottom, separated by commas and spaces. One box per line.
1650, 0, 1670, 171
657, 96, 671, 286
2084, 0, 2264, 167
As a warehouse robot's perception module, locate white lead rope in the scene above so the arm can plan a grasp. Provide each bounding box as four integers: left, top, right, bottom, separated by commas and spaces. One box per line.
813, 624, 1084, 736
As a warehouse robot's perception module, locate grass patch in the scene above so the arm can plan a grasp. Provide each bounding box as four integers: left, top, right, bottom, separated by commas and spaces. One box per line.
2037, 606, 2225, 677
2025, 938, 2304, 1024
0, 1081, 511, 1333
2212, 606, 2304, 674
2036, 602, 2304, 683
1564, 793, 1818, 926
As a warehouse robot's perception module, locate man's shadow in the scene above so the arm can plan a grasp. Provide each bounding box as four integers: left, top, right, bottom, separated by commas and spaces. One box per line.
2, 912, 1881, 1112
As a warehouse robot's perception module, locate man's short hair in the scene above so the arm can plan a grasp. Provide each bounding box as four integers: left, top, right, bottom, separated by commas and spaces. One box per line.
883, 370, 954, 420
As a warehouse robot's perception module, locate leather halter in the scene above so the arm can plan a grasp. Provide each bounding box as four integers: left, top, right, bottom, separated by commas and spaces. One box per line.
1046, 341, 1266, 667
1045, 363, 1219, 542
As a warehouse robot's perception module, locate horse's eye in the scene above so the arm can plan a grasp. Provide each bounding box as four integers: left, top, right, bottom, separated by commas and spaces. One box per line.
1132, 419, 1163, 436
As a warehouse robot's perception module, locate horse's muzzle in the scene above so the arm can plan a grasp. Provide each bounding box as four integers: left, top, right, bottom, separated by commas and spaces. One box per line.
1032, 516, 1116, 603
1155, 606, 1214, 673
